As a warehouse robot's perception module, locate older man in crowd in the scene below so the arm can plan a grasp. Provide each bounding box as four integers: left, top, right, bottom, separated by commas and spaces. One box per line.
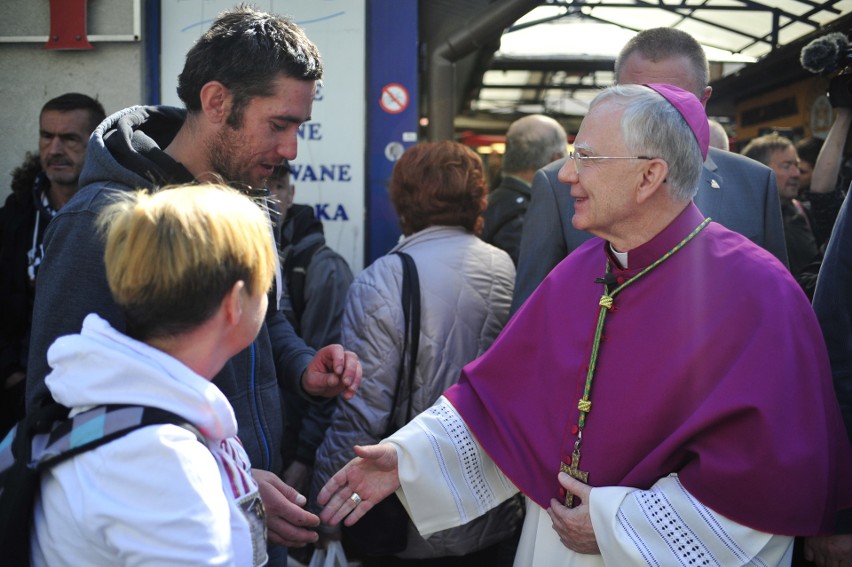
482, 114, 567, 265
0, 93, 105, 433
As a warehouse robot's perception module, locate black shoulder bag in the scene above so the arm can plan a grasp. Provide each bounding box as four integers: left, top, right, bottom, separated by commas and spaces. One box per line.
344, 251, 420, 556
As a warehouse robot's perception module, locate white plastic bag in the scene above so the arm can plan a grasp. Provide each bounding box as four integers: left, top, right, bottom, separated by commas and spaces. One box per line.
307, 541, 348, 567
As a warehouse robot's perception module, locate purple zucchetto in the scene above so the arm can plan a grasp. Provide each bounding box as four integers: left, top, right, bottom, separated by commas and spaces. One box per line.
645, 83, 710, 160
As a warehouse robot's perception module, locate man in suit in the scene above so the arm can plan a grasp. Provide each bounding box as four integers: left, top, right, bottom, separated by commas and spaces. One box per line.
482, 114, 567, 265
511, 27, 788, 312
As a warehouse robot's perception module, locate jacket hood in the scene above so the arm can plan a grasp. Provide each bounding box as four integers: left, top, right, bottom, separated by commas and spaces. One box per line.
281, 204, 324, 248
79, 105, 191, 192
45, 314, 237, 441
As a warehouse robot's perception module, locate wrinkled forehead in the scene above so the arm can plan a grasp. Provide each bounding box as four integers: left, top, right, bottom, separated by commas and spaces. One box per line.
770, 145, 799, 163
574, 101, 625, 153
39, 108, 94, 132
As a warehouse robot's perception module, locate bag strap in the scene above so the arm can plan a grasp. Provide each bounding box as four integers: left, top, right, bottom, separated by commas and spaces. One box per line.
5, 402, 69, 472
284, 239, 326, 330
385, 252, 420, 435
32, 404, 204, 471
0, 403, 204, 567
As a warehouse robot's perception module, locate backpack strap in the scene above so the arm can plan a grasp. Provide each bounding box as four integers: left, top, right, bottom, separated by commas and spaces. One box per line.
34, 404, 203, 470
1, 402, 68, 474
283, 240, 326, 331
0, 402, 203, 567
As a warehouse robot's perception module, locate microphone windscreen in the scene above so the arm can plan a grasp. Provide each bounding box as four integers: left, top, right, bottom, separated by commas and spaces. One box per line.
801, 32, 849, 74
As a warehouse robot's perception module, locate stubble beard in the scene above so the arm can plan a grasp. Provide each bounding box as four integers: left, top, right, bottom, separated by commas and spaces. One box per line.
44, 170, 80, 187
207, 125, 251, 188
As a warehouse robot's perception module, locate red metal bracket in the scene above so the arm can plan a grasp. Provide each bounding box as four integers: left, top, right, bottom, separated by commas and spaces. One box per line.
44, 0, 93, 50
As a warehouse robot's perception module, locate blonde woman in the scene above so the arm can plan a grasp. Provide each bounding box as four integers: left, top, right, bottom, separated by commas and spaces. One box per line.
32, 185, 275, 566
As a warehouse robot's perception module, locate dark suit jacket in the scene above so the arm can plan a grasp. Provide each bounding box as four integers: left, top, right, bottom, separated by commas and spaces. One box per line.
511, 146, 789, 312
812, 186, 852, 532
481, 175, 531, 265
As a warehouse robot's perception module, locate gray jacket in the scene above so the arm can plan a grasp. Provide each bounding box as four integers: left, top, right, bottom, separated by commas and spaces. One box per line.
312, 226, 522, 558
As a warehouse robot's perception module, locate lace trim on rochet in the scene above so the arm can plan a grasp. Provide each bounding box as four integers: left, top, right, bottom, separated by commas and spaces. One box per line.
425, 399, 497, 518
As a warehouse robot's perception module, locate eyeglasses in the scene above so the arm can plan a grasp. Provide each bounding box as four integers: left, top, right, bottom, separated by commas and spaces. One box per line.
566, 151, 654, 175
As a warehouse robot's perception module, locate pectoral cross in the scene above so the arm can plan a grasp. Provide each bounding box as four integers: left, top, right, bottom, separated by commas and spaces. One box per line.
560, 450, 588, 508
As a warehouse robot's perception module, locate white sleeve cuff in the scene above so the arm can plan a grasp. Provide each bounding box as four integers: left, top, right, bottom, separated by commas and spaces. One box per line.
388, 396, 518, 536
590, 474, 793, 566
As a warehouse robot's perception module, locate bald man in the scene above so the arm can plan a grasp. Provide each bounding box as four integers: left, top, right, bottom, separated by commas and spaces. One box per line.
482, 114, 567, 264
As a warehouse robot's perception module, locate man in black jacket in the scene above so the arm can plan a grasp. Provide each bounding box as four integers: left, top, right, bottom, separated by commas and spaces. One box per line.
0, 93, 105, 434
482, 114, 566, 265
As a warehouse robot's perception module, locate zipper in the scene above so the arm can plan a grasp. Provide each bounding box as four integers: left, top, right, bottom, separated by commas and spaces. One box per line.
249, 342, 271, 469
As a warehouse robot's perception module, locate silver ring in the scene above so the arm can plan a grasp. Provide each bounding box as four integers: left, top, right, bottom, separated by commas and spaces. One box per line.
350, 492, 362, 506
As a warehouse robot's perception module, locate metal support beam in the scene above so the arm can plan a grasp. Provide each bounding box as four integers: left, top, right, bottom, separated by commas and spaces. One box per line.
428, 0, 542, 141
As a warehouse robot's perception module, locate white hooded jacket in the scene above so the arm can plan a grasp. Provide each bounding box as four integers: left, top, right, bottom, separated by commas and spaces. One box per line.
31, 314, 267, 567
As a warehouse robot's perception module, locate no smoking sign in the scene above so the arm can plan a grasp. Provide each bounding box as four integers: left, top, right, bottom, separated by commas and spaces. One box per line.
379, 83, 409, 114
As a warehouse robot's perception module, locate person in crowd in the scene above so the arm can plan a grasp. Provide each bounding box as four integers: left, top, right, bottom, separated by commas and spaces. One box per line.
269, 161, 354, 367
511, 27, 787, 313
809, 188, 852, 567
800, 84, 852, 567
481, 114, 567, 265
796, 137, 822, 196
24, 7, 361, 564
0, 93, 105, 434
741, 133, 821, 298
312, 141, 522, 565
708, 118, 729, 151
33, 184, 277, 566
267, 161, 353, 511
803, 106, 850, 248
316, 84, 852, 567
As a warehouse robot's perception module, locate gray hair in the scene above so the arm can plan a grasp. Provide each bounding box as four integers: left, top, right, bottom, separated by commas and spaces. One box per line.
502, 115, 567, 174
590, 85, 703, 201
740, 133, 794, 167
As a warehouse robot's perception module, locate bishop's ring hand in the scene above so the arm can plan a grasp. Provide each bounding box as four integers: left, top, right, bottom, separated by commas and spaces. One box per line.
349, 492, 362, 506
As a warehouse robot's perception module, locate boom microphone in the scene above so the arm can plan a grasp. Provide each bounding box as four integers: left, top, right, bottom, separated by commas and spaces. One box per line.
800, 32, 850, 74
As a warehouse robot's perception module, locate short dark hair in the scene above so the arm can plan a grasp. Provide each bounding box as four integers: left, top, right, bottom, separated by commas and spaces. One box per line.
615, 28, 709, 98
40, 93, 106, 132
795, 137, 823, 166
177, 4, 323, 128
390, 141, 488, 236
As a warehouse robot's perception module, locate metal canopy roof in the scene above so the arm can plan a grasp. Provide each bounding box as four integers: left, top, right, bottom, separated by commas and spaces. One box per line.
451, 0, 852, 136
